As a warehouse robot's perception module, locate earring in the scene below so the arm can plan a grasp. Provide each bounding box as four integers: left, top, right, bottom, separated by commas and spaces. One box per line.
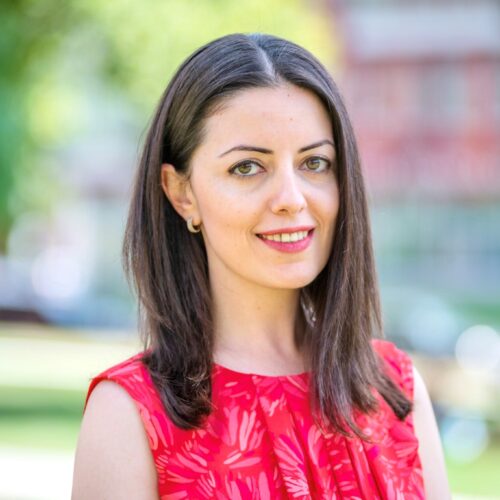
187, 217, 201, 233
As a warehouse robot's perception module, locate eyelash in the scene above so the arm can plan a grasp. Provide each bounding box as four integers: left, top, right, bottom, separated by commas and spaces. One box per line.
228, 156, 332, 178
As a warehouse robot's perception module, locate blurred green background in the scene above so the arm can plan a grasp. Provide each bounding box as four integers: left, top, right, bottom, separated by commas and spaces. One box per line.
1, 0, 499, 498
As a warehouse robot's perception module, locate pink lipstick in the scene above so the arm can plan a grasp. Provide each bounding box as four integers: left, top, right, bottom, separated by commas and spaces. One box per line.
256, 227, 315, 253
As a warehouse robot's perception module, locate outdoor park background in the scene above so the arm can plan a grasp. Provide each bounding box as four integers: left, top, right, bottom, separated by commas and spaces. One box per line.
0, 0, 499, 498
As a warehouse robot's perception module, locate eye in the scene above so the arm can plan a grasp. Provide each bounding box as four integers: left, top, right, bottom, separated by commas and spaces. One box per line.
302, 156, 331, 173
229, 160, 263, 177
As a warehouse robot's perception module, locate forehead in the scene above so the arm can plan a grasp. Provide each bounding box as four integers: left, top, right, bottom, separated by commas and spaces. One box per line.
198, 84, 333, 153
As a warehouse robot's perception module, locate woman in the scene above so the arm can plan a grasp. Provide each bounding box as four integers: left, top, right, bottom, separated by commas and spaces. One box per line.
72, 33, 450, 499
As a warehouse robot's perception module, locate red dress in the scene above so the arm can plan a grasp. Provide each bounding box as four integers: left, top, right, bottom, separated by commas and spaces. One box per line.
84, 339, 425, 499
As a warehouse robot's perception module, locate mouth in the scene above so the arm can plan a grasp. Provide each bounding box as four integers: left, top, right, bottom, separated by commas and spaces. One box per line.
255, 228, 315, 253
256, 229, 312, 243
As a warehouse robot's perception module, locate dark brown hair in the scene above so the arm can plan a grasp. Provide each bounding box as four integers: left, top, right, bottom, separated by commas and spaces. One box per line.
123, 33, 412, 440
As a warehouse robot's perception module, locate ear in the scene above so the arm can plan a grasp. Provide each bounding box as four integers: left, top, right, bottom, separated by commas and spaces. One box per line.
160, 163, 200, 223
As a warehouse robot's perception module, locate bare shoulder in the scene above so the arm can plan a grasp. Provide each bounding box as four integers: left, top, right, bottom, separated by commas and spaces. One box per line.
412, 365, 451, 500
72, 380, 158, 500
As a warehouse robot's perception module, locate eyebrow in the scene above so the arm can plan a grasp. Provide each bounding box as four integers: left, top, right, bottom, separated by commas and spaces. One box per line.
217, 139, 335, 158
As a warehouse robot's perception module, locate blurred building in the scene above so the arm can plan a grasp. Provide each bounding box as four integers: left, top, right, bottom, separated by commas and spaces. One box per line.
329, 0, 500, 200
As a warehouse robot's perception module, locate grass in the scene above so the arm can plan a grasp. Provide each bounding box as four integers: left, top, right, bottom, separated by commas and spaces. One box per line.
446, 446, 500, 497
0, 385, 84, 451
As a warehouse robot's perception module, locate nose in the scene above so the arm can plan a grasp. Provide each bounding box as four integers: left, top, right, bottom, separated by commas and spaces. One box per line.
269, 166, 307, 215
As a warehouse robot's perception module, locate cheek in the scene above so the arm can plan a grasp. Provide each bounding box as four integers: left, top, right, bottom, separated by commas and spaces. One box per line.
315, 184, 340, 222
198, 192, 258, 249
198, 180, 257, 225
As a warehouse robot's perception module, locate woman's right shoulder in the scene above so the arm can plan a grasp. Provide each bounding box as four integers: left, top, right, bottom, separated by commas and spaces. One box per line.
83, 352, 148, 411
72, 379, 159, 499
72, 353, 166, 499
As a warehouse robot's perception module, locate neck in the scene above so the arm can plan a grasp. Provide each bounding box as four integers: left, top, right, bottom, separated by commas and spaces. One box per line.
210, 271, 309, 375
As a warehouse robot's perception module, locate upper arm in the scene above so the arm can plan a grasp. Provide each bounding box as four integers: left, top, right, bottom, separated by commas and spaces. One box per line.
412, 364, 451, 500
72, 380, 159, 500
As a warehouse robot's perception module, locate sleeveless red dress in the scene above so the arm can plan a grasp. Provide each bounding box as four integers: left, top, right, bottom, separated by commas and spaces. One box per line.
84, 339, 425, 499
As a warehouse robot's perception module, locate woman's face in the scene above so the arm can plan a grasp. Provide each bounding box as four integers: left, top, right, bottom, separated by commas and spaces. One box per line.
187, 83, 339, 291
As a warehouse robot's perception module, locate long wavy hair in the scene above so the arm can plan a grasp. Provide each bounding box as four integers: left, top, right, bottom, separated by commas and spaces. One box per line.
123, 33, 412, 440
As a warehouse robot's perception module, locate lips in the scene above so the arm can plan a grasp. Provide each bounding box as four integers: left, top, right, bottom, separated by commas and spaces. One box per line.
256, 227, 315, 253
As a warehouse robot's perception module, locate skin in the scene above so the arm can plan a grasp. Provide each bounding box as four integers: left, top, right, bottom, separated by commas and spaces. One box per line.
72, 381, 158, 499
413, 365, 452, 498
72, 83, 450, 498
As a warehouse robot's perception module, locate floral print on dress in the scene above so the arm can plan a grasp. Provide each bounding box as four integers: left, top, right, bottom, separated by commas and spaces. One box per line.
84, 339, 425, 499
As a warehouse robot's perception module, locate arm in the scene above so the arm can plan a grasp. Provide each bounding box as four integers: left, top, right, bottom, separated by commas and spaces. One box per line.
72, 381, 159, 500
412, 365, 451, 499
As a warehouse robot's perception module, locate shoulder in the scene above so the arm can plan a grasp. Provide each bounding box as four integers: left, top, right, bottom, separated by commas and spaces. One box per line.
72, 353, 162, 499
371, 337, 411, 366
72, 380, 158, 499
83, 352, 148, 411
412, 365, 451, 499
371, 339, 451, 497
371, 338, 414, 399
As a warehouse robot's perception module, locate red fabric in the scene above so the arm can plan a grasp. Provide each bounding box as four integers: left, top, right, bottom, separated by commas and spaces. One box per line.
84, 339, 425, 499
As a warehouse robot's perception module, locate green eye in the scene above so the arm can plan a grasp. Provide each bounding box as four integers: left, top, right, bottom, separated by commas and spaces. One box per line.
304, 157, 330, 172
229, 161, 261, 177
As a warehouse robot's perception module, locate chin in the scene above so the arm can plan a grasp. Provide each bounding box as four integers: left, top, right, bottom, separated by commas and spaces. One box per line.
265, 271, 319, 290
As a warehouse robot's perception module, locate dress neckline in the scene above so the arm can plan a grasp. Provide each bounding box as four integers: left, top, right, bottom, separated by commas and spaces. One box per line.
213, 362, 310, 380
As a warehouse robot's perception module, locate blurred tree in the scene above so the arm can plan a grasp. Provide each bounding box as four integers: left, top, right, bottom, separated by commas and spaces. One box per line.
79, 0, 337, 111
0, 0, 83, 252
0, 0, 336, 253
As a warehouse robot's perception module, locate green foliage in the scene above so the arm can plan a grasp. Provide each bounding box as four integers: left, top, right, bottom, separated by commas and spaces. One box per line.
0, 0, 83, 252
79, 0, 336, 110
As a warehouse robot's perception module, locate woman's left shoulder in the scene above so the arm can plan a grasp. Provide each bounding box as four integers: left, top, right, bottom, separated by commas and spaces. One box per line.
371, 338, 451, 497
413, 365, 451, 498
370, 337, 411, 363
370, 338, 415, 399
